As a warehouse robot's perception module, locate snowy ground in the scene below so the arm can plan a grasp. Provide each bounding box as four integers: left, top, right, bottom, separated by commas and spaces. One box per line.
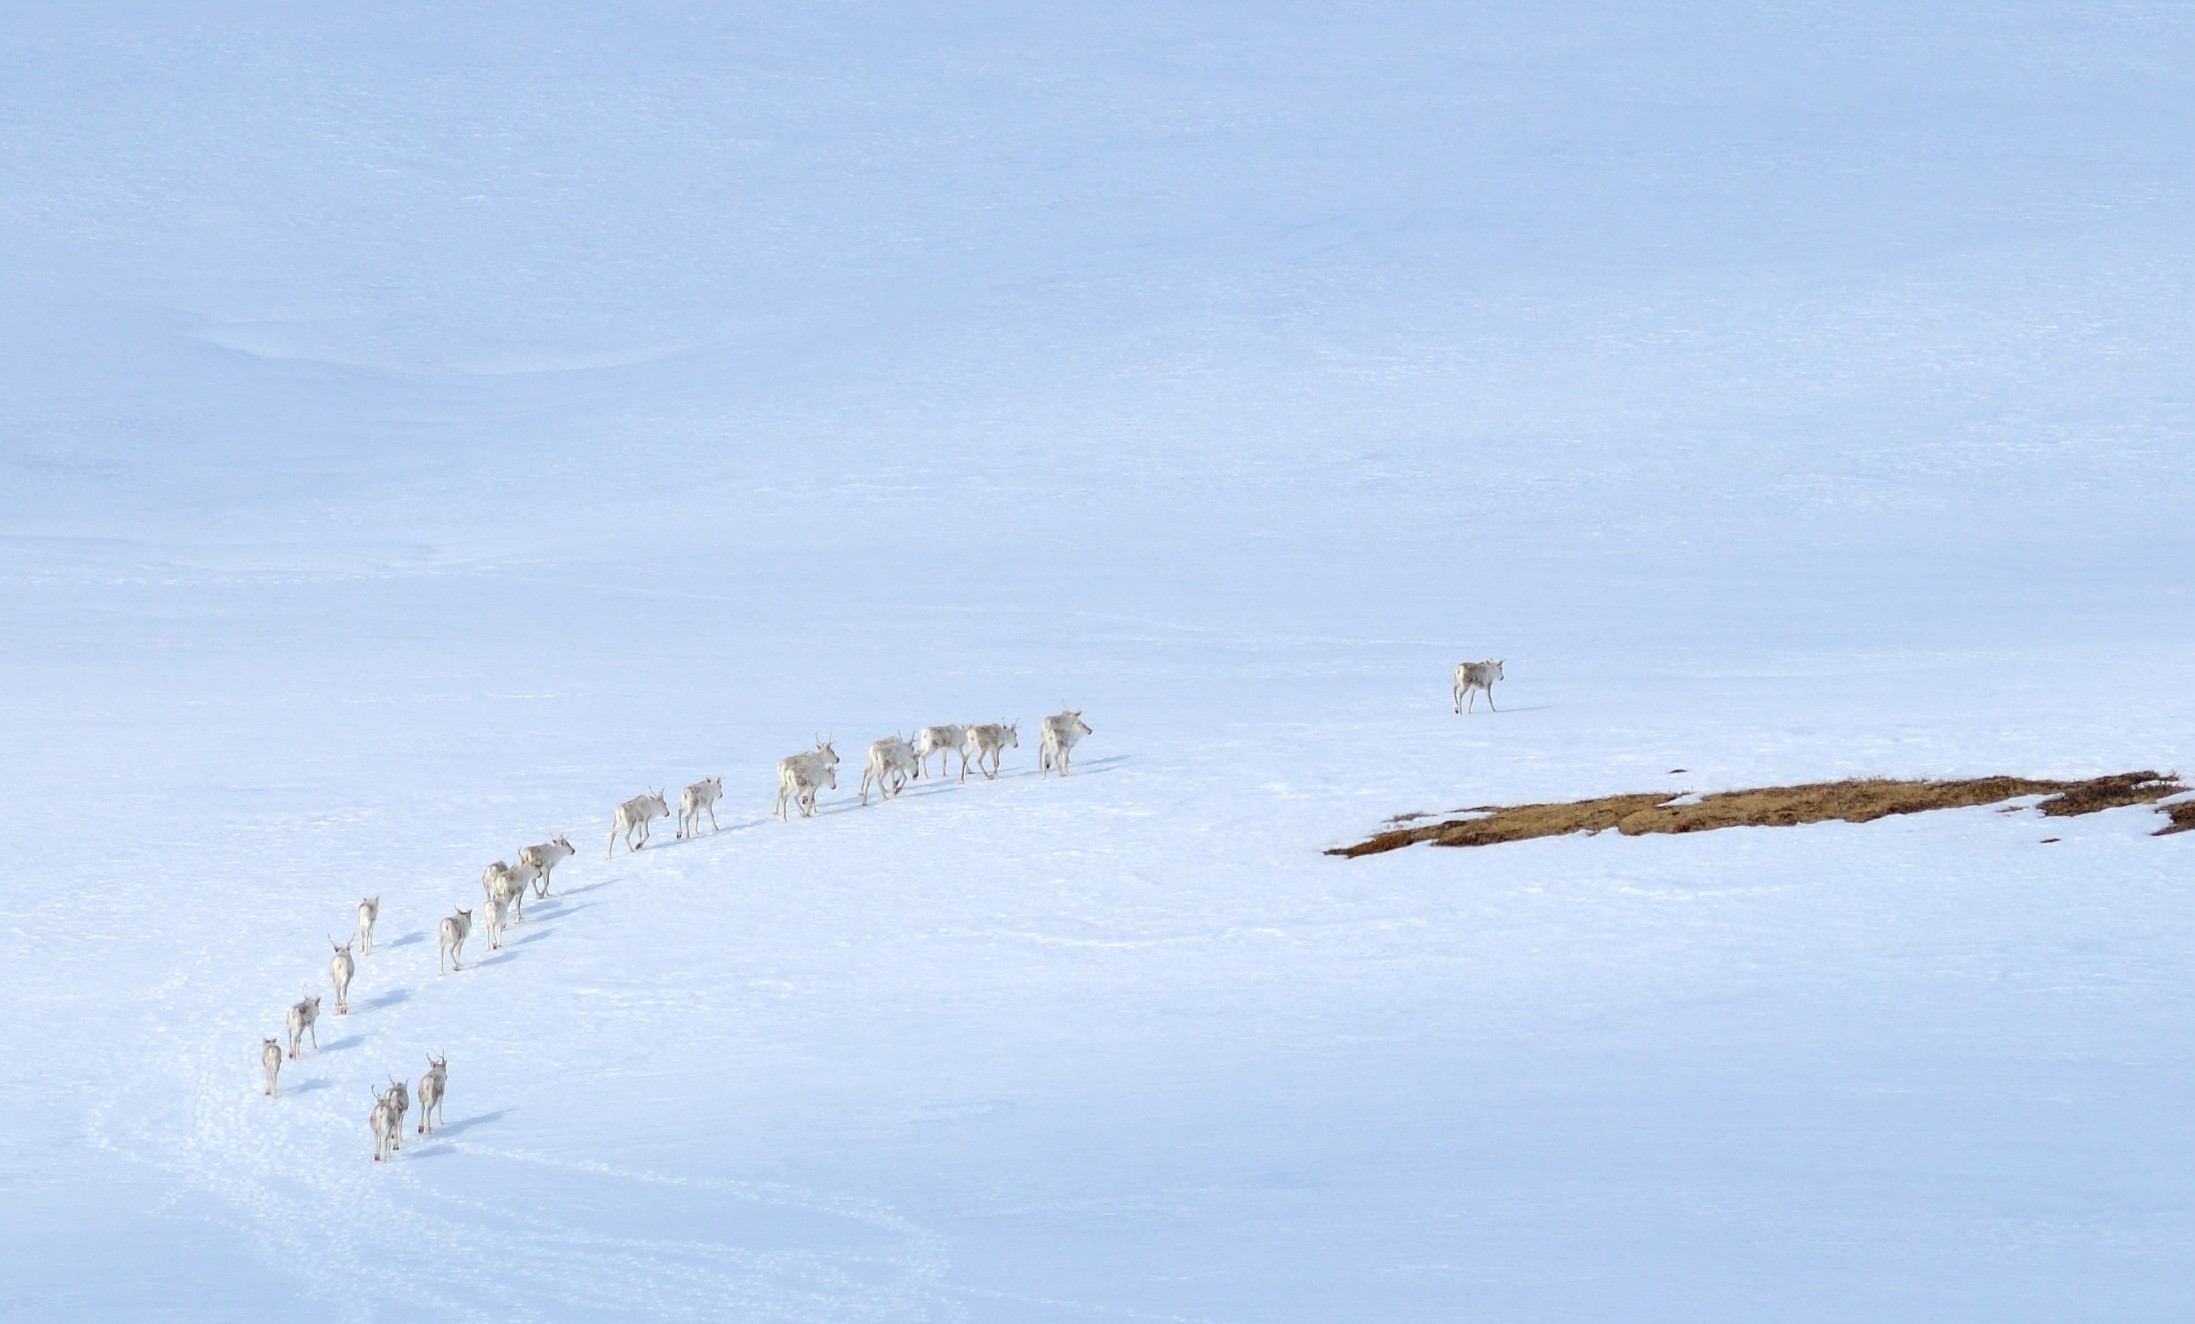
4, 3, 2194, 1320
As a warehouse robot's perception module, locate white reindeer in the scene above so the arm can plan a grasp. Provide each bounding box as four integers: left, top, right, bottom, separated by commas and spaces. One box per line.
1039, 709, 1093, 778
417, 1055, 448, 1136
860, 735, 919, 805
286, 995, 321, 1060
437, 908, 473, 975
678, 777, 724, 838
517, 834, 575, 898
370, 1092, 398, 1162
482, 859, 527, 924
328, 936, 356, 1015
356, 896, 380, 954
608, 790, 670, 857
962, 722, 1019, 781
483, 890, 509, 952
1453, 659, 1505, 714
261, 1038, 282, 1097
382, 1077, 409, 1152
773, 741, 839, 820
913, 724, 969, 782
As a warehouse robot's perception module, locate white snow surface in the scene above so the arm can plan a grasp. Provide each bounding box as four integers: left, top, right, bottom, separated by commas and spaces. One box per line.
4, 3, 2195, 1319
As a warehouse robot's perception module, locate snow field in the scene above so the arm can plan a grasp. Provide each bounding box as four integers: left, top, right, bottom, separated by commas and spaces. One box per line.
5, 1, 2195, 1319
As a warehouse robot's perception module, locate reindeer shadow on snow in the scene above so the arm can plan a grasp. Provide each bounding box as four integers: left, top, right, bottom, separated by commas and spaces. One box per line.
406, 1110, 511, 1156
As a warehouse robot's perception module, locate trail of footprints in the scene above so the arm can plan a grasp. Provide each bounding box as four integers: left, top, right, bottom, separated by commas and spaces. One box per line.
258, 711, 1096, 1160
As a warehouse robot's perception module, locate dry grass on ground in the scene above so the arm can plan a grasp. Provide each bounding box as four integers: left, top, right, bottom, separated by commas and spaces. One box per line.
1331, 771, 2189, 858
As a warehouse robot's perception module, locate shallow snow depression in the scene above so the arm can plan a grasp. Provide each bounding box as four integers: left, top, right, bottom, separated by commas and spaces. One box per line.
3, 3, 2194, 1321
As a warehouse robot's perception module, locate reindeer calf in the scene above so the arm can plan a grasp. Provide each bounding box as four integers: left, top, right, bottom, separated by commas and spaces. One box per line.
356, 896, 380, 954
261, 1038, 282, 1097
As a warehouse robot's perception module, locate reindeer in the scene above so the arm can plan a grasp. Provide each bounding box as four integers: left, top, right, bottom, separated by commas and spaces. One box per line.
369, 1091, 399, 1162
608, 790, 670, 857
328, 936, 356, 1015
286, 995, 321, 1060
913, 725, 969, 782
860, 735, 919, 805
382, 1076, 410, 1151
483, 890, 509, 951
774, 740, 839, 820
517, 834, 575, 898
961, 722, 1019, 781
1453, 659, 1505, 714
417, 1055, 448, 1136
261, 1038, 282, 1097
483, 859, 527, 924
1039, 709, 1093, 778
356, 896, 379, 954
437, 909, 473, 975
678, 777, 724, 838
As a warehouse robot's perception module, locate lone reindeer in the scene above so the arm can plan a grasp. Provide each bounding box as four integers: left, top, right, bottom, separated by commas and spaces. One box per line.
1453, 659, 1505, 714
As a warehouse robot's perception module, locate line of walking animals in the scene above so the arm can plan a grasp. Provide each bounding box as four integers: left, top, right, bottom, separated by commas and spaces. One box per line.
258, 709, 1097, 1162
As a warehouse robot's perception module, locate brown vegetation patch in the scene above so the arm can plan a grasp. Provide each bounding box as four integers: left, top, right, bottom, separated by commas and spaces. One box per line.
1330, 771, 2186, 858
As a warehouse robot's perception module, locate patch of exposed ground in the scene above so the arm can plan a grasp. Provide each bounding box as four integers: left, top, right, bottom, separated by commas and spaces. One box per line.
1331, 771, 2188, 858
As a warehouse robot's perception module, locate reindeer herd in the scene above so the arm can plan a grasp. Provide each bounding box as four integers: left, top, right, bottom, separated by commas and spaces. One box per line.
256, 707, 1096, 1161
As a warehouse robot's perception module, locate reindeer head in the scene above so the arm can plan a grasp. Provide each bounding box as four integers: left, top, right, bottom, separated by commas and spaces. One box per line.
362, 895, 379, 911
307, 995, 322, 1013
456, 908, 472, 921
329, 934, 350, 954
1004, 723, 1020, 748
428, 1053, 446, 1072
263, 1037, 280, 1051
